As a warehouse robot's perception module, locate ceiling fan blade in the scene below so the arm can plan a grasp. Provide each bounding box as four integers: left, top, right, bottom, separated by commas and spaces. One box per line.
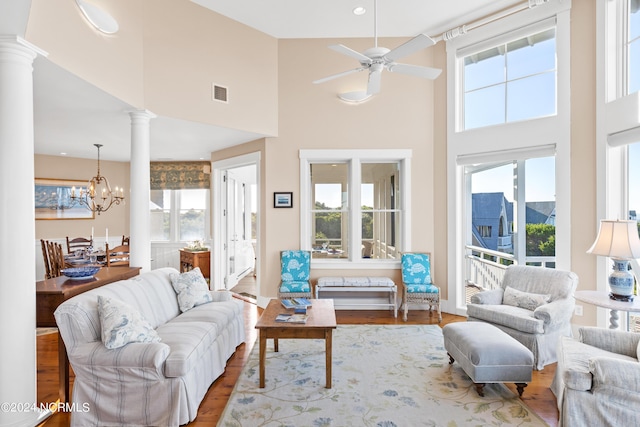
329, 44, 372, 64
388, 63, 442, 80
384, 34, 436, 62
313, 67, 367, 84
366, 70, 382, 95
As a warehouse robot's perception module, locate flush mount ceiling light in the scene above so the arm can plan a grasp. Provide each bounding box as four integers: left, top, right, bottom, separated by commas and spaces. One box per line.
353, 6, 366, 15
337, 91, 372, 104
76, 0, 119, 34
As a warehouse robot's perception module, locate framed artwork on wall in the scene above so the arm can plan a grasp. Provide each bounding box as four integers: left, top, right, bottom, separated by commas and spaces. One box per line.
274, 192, 293, 208
35, 178, 94, 220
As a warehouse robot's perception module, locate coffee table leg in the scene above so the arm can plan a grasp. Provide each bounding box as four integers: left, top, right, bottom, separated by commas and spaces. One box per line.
325, 329, 332, 388
259, 331, 266, 388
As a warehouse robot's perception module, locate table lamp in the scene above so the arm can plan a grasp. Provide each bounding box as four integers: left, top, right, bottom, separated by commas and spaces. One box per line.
587, 219, 640, 301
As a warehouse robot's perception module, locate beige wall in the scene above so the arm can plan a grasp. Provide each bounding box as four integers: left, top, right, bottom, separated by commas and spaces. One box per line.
142, 0, 278, 136
253, 37, 439, 297
35, 154, 130, 241
570, 0, 598, 325
26, 0, 146, 108
25, 0, 278, 136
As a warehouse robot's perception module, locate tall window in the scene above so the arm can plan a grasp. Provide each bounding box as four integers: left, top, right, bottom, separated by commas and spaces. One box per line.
300, 150, 410, 265
150, 189, 209, 242
463, 26, 557, 130
467, 156, 556, 264
628, 0, 640, 94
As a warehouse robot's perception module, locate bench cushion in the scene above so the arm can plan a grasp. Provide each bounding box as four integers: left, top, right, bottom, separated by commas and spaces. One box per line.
317, 276, 395, 287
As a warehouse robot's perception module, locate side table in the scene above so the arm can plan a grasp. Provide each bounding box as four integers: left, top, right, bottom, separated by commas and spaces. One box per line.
574, 290, 640, 330
179, 249, 210, 279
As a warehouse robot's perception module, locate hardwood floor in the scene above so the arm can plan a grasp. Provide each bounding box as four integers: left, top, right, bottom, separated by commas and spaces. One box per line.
37, 300, 558, 426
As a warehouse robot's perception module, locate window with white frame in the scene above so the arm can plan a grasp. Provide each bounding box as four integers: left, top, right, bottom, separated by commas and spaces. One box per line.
462, 23, 557, 130
628, 1, 640, 94
300, 150, 410, 265
447, 2, 571, 315
150, 189, 209, 242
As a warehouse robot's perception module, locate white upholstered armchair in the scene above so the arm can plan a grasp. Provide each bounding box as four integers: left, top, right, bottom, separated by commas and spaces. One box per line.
551, 327, 640, 426
466, 265, 578, 370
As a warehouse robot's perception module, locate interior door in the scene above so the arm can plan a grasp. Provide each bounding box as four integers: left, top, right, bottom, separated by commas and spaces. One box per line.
225, 171, 239, 287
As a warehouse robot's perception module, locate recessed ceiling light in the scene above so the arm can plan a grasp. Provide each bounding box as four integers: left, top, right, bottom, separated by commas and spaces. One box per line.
353, 6, 366, 16
60, 152, 67, 156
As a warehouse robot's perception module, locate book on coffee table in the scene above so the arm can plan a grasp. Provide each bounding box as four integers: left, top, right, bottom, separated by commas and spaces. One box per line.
275, 313, 308, 323
281, 298, 312, 309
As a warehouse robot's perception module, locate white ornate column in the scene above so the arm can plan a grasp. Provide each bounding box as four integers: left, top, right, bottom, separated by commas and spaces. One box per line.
129, 110, 155, 273
0, 36, 48, 427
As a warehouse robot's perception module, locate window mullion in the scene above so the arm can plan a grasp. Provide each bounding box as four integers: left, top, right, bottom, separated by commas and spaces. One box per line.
173, 190, 181, 242
351, 159, 361, 261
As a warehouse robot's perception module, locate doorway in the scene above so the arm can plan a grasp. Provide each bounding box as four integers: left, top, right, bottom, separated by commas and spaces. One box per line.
212, 153, 260, 301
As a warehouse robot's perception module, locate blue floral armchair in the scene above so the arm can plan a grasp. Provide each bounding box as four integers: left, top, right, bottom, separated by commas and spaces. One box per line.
278, 250, 313, 299
401, 252, 441, 322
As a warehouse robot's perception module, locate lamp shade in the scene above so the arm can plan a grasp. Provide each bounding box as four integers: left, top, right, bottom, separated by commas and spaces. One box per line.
587, 219, 640, 259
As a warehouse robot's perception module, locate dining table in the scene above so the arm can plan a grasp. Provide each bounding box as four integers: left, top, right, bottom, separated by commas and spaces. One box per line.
36, 266, 141, 402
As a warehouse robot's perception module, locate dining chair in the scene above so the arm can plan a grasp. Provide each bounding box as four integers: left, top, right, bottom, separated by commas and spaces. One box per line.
47, 241, 65, 277
40, 239, 53, 279
400, 252, 441, 322
105, 243, 130, 267
66, 236, 93, 254
121, 235, 130, 246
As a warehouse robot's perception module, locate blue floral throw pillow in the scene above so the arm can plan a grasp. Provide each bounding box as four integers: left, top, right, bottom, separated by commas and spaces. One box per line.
97, 295, 161, 349
170, 267, 213, 313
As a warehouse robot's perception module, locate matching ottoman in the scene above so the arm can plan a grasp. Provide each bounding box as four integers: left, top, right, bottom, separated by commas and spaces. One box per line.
442, 322, 533, 397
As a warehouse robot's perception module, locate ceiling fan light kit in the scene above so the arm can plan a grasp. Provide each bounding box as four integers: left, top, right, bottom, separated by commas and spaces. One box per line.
313, 0, 442, 98
337, 91, 372, 104
76, 0, 119, 34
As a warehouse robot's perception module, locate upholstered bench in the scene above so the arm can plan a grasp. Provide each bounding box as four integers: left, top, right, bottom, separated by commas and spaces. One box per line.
315, 276, 397, 317
442, 322, 533, 397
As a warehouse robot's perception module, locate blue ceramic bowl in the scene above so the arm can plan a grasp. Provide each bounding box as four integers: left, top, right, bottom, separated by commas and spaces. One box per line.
61, 266, 100, 280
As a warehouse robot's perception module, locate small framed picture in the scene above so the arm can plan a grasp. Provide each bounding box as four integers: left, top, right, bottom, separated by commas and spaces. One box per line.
274, 192, 293, 208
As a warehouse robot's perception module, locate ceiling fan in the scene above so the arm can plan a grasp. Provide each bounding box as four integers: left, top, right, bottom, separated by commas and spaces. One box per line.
313, 0, 442, 96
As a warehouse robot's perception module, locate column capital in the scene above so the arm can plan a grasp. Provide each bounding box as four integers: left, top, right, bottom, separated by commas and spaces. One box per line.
0, 35, 48, 58
128, 109, 157, 122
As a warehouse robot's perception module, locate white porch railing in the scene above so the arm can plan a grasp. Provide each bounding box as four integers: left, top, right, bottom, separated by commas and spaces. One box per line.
465, 245, 514, 297
465, 244, 556, 304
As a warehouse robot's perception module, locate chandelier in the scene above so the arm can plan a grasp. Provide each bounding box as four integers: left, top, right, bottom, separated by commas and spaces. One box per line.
71, 144, 124, 215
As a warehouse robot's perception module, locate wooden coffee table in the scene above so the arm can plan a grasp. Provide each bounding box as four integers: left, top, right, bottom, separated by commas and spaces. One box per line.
255, 299, 336, 388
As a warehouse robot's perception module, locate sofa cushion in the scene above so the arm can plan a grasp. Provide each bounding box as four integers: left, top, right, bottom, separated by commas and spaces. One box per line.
503, 286, 551, 311
171, 299, 242, 331
97, 295, 161, 349
467, 303, 545, 334
157, 320, 219, 377
558, 336, 637, 391
170, 267, 213, 313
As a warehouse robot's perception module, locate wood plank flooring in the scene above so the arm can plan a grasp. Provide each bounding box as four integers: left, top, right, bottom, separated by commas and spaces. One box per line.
37, 300, 558, 426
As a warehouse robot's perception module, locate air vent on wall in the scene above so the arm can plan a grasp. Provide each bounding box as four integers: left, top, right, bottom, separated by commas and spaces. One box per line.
212, 83, 228, 103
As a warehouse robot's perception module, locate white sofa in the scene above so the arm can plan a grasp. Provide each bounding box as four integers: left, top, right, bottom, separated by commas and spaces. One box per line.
54, 267, 245, 427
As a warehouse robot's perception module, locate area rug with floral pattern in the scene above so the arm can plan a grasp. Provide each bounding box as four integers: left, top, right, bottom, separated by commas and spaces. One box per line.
217, 324, 548, 427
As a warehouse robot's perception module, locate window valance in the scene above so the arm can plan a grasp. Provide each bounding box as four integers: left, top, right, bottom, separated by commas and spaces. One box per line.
150, 161, 211, 190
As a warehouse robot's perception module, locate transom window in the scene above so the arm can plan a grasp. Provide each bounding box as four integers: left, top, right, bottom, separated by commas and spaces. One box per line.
462, 26, 557, 130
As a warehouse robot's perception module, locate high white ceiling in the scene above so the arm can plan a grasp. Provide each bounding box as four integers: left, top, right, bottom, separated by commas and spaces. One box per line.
33, 0, 522, 162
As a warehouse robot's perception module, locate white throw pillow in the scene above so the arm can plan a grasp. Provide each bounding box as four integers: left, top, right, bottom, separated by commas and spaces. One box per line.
502, 286, 551, 311
170, 267, 213, 313
97, 295, 160, 349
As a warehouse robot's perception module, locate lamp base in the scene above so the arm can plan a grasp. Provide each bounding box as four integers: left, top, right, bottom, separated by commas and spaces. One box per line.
609, 292, 634, 302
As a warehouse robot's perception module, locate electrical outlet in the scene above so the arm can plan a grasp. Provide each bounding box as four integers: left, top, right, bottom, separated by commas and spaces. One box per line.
574, 305, 583, 316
